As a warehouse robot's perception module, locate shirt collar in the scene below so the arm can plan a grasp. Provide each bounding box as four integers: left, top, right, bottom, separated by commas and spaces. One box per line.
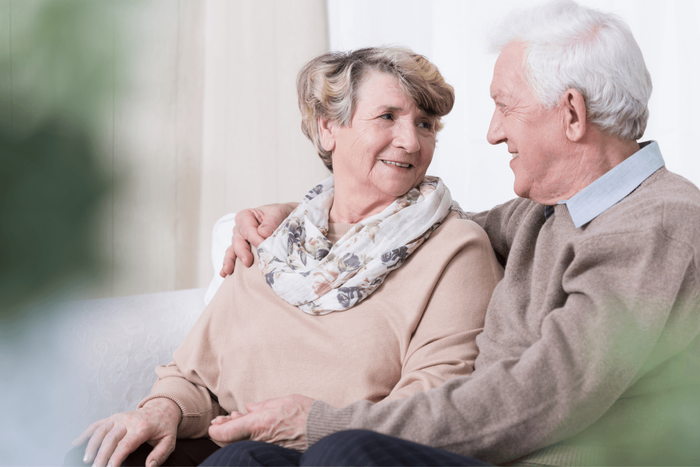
556, 141, 665, 228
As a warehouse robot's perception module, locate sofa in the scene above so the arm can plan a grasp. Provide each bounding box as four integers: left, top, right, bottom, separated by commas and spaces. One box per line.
0, 214, 236, 466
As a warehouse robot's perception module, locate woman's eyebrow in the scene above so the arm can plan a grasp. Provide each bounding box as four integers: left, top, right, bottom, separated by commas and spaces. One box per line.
373, 105, 403, 113
373, 104, 429, 117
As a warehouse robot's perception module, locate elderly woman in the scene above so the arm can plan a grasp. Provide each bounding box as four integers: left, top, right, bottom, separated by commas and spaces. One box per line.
69, 47, 502, 467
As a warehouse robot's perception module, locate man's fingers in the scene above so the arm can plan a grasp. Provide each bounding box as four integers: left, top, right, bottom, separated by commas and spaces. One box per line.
208, 415, 253, 443
245, 400, 264, 413
258, 223, 275, 239
220, 246, 236, 277
237, 223, 265, 248
144, 437, 176, 467
232, 235, 255, 267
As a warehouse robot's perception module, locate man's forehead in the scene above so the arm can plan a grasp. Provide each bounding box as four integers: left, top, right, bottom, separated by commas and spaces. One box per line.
489, 76, 513, 101
490, 44, 526, 99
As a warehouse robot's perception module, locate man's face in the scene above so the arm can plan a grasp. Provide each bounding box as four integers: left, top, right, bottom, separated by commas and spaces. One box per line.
487, 42, 571, 204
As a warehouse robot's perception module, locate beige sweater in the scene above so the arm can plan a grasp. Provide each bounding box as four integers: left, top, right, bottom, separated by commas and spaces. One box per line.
140, 213, 503, 439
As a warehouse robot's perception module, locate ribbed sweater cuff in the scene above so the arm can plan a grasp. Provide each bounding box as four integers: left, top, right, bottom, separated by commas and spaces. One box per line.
139, 392, 206, 439
305, 400, 354, 448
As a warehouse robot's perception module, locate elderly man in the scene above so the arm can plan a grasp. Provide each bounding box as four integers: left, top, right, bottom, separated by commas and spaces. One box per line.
203, 1, 700, 465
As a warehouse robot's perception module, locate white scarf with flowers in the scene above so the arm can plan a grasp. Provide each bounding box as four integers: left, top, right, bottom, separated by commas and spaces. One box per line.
257, 175, 463, 315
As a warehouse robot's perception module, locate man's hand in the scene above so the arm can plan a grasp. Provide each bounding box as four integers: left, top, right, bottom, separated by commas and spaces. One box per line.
72, 398, 181, 467
220, 202, 298, 277
208, 395, 314, 451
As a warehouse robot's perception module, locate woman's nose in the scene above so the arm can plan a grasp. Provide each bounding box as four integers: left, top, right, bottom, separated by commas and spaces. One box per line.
393, 121, 421, 153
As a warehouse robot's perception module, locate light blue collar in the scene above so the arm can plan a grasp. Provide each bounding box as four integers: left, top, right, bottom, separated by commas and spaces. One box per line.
556, 141, 665, 228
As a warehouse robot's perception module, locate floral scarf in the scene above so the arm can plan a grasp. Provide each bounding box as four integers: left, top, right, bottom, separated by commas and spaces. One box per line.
257, 175, 463, 315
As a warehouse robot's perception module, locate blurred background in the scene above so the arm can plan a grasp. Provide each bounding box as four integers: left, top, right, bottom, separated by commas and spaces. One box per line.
2, 0, 699, 306
1, 0, 698, 464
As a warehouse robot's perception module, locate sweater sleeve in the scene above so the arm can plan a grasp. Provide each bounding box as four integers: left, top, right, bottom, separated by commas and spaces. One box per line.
467, 198, 538, 267
306, 228, 700, 464
137, 279, 234, 439
138, 361, 225, 439
382, 221, 502, 402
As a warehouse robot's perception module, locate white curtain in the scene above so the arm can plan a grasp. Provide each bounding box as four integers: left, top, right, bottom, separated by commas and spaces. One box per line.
7, 1, 695, 299
18, 0, 330, 298
328, 0, 700, 213
197, 0, 330, 288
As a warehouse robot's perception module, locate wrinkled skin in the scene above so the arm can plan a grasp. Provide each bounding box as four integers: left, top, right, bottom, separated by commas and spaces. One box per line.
72, 398, 181, 467
208, 395, 314, 452
219, 203, 297, 276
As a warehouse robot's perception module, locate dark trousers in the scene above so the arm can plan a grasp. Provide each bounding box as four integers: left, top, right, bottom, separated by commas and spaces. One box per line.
63, 438, 220, 466
201, 430, 490, 466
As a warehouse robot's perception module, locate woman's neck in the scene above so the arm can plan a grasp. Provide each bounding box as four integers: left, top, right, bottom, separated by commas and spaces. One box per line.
329, 181, 394, 224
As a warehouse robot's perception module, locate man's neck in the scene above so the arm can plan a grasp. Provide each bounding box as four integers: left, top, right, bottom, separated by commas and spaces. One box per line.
535, 133, 641, 205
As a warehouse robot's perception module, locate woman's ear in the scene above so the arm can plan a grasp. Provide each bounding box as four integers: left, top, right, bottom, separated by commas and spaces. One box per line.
562, 88, 587, 142
318, 116, 336, 153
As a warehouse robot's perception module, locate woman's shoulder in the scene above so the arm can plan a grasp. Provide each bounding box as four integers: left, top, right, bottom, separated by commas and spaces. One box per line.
434, 210, 491, 245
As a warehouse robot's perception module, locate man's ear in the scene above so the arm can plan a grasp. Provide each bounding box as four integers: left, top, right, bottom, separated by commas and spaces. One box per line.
562, 88, 587, 142
318, 116, 336, 153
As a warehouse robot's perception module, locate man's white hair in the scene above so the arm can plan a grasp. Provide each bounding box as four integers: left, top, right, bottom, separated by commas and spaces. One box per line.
487, 0, 652, 140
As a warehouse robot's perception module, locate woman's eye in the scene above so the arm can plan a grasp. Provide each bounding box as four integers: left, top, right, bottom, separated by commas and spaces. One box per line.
380, 113, 394, 120
418, 121, 433, 130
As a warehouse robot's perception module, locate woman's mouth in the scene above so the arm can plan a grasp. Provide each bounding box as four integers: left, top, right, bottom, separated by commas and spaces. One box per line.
382, 160, 412, 168
510, 152, 519, 160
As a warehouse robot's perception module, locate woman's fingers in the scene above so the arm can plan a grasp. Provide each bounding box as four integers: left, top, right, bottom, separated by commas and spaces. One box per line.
72, 418, 107, 448
91, 423, 127, 467
144, 436, 176, 467
82, 420, 114, 464
210, 415, 229, 425
210, 412, 244, 425
208, 414, 253, 443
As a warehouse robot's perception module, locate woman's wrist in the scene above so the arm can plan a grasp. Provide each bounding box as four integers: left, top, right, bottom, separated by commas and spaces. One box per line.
142, 397, 182, 426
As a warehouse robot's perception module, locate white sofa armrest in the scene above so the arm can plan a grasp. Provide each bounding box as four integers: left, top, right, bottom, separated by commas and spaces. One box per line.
59, 288, 207, 432
1, 288, 207, 465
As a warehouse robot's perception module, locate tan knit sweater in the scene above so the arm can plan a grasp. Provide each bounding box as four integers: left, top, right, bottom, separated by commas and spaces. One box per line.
306, 166, 700, 465
140, 213, 503, 439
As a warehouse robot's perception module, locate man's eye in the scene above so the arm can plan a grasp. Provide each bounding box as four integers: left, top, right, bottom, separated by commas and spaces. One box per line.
380, 113, 394, 120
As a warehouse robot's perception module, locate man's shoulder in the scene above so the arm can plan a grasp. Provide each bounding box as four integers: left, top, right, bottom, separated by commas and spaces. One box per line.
591, 167, 700, 245
624, 167, 699, 217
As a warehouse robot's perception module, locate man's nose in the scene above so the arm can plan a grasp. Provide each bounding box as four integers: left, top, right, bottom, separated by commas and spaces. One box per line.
393, 121, 420, 153
487, 110, 505, 145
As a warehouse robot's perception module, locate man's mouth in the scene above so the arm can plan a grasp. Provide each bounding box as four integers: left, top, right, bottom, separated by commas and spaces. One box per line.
510, 152, 519, 160
382, 160, 412, 168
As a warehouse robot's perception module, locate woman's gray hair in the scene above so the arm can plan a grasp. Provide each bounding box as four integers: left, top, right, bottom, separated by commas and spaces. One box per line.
297, 47, 455, 171
487, 0, 652, 141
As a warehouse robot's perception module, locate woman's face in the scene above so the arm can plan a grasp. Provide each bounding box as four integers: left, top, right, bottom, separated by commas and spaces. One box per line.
322, 71, 437, 207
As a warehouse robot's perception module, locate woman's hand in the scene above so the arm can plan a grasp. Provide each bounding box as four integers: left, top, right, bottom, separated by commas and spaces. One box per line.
72, 398, 181, 467
220, 202, 298, 276
208, 395, 313, 452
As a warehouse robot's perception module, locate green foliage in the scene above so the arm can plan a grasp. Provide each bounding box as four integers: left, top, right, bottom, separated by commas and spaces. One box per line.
0, 0, 120, 319
0, 118, 108, 319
